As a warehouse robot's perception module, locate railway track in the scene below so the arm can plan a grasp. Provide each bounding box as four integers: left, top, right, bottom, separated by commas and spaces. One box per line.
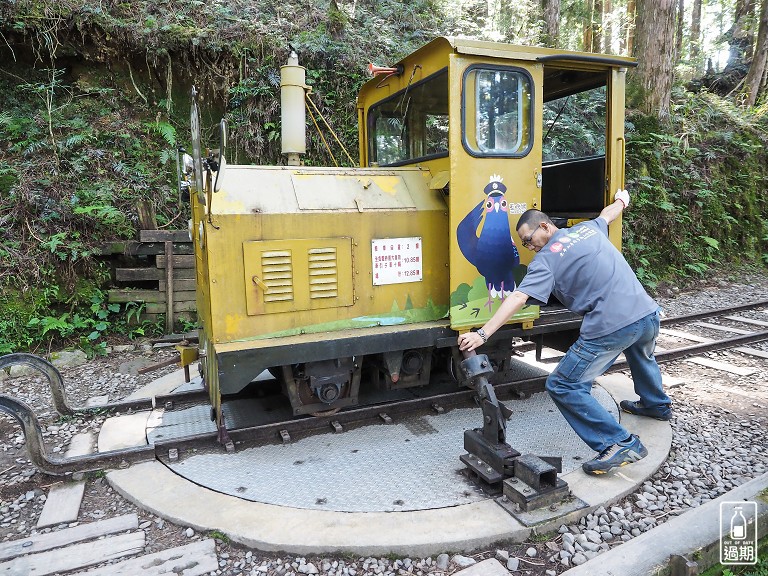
2, 299, 768, 475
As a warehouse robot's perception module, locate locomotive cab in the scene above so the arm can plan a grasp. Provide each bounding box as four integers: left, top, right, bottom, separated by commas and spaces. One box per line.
185, 37, 635, 430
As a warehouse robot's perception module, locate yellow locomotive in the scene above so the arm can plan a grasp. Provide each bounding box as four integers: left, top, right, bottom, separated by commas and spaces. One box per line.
183, 37, 635, 435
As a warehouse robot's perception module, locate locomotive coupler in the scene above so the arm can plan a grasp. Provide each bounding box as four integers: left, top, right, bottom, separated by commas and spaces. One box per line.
459, 350, 570, 512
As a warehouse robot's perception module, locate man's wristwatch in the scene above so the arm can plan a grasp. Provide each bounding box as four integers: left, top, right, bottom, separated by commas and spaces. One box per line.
476, 328, 488, 343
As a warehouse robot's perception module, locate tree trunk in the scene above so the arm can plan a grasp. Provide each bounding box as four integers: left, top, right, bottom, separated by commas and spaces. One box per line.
727, 0, 757, 66
584, 0, 595, 51
625, 0, 636, 55
691, 0, 702, 66
542, 0, 561, 47
593, 0, 603, 52
604, 0, 613, 53
744, 0, 768, 105
631, 0, 677, 118
675, 0, 685, 63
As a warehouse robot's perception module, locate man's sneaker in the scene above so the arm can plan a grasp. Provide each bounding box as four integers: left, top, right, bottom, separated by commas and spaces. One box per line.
582, 435, 648, 475
620, 400, 672, 421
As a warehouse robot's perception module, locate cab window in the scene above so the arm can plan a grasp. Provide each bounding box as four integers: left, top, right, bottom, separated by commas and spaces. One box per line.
368, 69, 448, 166
462, 66, 533, 157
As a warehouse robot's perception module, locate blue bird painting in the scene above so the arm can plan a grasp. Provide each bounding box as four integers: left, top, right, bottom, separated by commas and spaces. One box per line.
457, 175, 520, 311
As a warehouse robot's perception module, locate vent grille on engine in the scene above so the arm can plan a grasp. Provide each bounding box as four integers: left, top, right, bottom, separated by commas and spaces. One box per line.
261, 250, 293, 302
308, 247, 338, 299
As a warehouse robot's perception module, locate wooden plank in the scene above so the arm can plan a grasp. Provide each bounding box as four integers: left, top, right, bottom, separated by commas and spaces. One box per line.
96, 242, 193, 256
694, 322, 753, 335
116, 268, 163, 281
108, 290, 167, 304
116, 268, 196, 281
145, 301, 197, 314
108, 290, 198, 304
724, 315, 768, 328
140, 230, 191, 242
128, 242, 193, 256
165, 241, 174, 333
156, 255, 196, 269
0, 515, 138, 562
36, 482, 86, 528
160, 279, 197, 292
707, 382, 766, 398
74, 538, 218, 576
662, 374, 686, 388
136, 201, 157, 231
168, 291, 197, 302
685, 356, 759, 376
0, 531, 145, 576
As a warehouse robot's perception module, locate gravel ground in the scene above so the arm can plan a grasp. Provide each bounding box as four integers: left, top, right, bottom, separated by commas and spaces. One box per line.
1, 269, 767, 575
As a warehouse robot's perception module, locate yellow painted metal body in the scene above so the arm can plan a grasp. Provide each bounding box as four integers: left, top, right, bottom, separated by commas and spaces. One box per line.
192, 166, 449, 397
190, 36, 635, 405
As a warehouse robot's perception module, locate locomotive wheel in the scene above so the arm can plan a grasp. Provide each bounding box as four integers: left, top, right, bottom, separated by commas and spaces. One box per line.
296, 381, 349, 417
297, 377, 348, 417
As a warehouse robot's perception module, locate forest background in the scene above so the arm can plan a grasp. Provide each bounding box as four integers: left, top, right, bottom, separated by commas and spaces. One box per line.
0, 0, 767, 354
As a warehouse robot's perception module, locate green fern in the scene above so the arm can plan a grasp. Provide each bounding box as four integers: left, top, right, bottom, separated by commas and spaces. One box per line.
60, 133, 90, 150
145, 121, 176, 147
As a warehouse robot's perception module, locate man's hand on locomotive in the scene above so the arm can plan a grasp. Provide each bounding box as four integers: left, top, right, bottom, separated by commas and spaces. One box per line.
615, 188, 630, 208
457, 329, 486, 352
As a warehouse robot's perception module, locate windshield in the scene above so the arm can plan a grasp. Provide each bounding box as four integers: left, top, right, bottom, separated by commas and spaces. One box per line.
368, 69, 449, 167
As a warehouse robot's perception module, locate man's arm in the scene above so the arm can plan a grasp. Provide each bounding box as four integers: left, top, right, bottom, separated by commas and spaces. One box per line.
599, 189, 629, 225
457, 290, 530, 352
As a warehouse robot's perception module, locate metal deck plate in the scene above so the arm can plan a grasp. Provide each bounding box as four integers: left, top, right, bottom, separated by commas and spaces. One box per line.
156, 386, 619, 512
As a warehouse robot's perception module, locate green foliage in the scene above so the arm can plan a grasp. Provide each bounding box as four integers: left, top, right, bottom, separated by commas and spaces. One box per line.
623, 89, 768, 287
145, 121, 176, 147
208, 530, 230, 544
0, 280, 162, 354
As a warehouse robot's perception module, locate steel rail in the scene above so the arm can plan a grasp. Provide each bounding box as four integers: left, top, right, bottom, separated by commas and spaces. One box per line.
0, 394, 155, 476
661, 299, 768, 325
610, 328, 768, 370
174, 306, 768, 454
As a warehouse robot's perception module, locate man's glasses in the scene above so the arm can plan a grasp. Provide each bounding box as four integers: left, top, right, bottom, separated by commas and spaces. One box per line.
521, 225, 544, 248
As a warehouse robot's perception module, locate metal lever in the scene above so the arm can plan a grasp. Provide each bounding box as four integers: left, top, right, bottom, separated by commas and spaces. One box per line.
461, 351, 509, 444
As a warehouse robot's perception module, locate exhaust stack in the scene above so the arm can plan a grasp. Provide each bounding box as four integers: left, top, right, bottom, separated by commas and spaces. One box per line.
280, 51, 307, 166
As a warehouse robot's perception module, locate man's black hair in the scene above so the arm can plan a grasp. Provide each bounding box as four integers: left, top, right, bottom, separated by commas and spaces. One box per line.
516, 209, 553, 232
